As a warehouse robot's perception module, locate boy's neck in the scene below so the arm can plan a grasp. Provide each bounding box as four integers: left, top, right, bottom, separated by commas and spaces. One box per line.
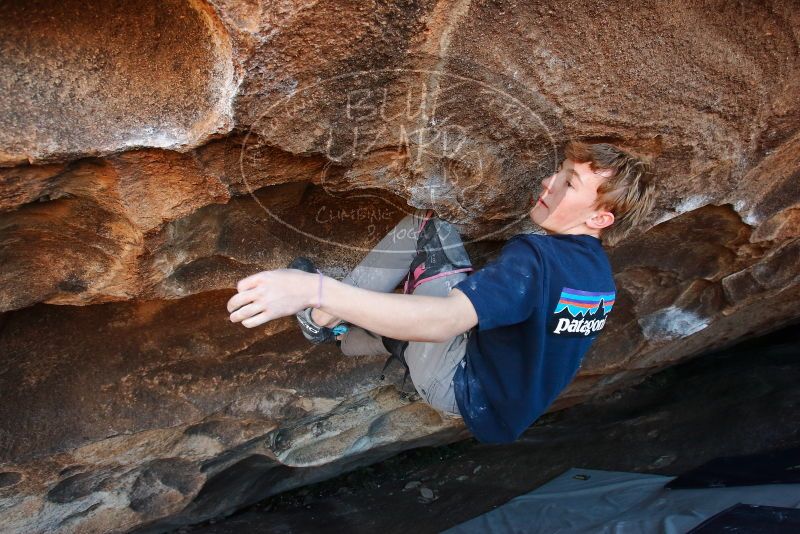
543, 228, 602, 240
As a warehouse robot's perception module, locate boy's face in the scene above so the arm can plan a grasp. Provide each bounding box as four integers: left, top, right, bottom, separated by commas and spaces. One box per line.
529, 158, 615, 236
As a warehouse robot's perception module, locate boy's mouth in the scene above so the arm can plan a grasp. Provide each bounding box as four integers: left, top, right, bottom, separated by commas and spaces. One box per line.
530, 194, 548, 208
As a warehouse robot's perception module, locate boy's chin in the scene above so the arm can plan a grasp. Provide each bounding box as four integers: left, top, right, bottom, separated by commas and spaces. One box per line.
530, 212, 552, 231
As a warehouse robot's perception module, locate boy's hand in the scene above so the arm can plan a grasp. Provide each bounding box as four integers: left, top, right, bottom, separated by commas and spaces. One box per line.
227, 269, 315, 328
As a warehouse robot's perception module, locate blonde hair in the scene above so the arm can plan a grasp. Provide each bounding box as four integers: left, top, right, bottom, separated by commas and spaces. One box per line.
565, 141, 656, 246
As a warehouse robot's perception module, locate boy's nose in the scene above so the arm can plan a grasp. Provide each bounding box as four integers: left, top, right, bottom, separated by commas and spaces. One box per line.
541, 175, 554, 195
532, 179, 552, 205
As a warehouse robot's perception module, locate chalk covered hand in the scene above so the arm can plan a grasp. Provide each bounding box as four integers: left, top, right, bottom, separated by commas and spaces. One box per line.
227, 269, 317, 328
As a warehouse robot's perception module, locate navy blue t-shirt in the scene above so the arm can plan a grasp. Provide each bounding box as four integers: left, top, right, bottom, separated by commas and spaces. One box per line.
452, 233, 616, 443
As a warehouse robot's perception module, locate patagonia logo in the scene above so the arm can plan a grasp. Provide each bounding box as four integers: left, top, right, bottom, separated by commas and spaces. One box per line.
550, 287, 615, 337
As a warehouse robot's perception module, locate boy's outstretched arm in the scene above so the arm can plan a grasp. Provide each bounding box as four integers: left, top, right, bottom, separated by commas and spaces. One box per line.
227, 269, 478, 343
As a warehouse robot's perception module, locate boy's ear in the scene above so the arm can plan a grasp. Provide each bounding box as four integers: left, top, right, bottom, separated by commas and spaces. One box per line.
587, 209, 615, 230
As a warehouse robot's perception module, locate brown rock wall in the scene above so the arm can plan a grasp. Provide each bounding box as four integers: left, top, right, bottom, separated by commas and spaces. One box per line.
0, 0, 238, 165
0, 0, 798, 532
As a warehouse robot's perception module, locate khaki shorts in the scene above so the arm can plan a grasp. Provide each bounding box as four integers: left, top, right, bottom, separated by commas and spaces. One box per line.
337, 209, 471, 417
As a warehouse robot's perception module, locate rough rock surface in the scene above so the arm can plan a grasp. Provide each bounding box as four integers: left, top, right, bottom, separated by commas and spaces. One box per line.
0, 0, 798, 532
0, 0, 238, 166
187, 326, 800, 533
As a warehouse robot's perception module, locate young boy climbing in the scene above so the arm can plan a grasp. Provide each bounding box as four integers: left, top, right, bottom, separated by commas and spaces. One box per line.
227, 141, 656, 443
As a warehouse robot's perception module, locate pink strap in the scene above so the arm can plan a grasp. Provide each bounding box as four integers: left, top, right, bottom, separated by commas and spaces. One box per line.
402, 210, 432, 294
410, 267, 473, 291
417, 209, 433, 233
